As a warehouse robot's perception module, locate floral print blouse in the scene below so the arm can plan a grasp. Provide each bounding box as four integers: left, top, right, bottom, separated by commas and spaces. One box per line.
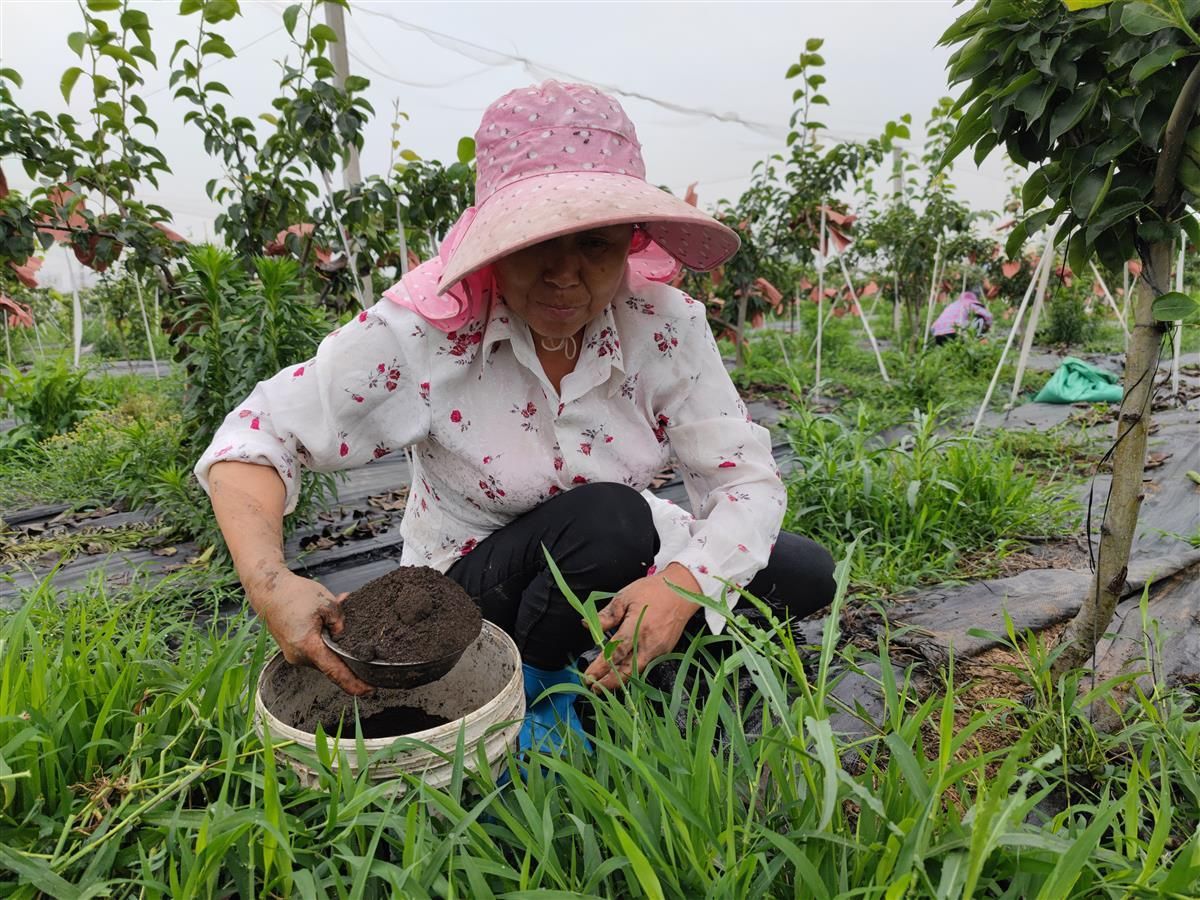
194, 273, 786, 632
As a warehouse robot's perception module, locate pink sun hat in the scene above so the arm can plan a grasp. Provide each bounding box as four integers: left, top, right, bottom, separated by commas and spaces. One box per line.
382, 80, 739, 331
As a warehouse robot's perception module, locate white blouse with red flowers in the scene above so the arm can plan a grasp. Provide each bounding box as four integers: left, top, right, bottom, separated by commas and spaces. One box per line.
194, 272, 786, 632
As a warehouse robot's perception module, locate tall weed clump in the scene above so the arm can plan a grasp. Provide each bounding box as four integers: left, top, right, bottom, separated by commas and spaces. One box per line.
783, 404, 1073, 591
167, 245, 339, 541
0, 356, 100, 448
1, 568, 1197, 895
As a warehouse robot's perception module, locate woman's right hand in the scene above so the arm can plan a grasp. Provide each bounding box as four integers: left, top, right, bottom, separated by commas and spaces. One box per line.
249, 568, 374, 696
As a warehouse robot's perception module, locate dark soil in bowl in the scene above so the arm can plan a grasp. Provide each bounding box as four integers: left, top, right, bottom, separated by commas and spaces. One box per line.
337, 565, 481, 664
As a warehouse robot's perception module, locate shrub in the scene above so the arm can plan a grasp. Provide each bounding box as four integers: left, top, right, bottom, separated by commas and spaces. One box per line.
1039, 282, 1097, 347
0, 355, 100, 445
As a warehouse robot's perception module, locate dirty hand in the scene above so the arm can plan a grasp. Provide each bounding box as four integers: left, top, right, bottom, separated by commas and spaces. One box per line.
248, 568, 374, 696
583, 562, 702, 692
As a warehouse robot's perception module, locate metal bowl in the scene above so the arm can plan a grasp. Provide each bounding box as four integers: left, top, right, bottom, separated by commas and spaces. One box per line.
322, 631, 471, 689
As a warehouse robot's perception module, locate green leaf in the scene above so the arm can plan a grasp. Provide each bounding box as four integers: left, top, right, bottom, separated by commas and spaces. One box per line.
200, 36, 235, 59
1049, 83, 1098, 142
1151, 291, 1198, 321
805, 37, 824, 51
202, 0, 240, 24
1023, 166, 1052, 210
1064, 0, 1114, 9
85, 0, 121, 10
0, 843, 81, 900
99, 44, 138, 65
0, 67, 21, 87
399, 148, 420, 162
1121, 1, 1182, 35
67, 31, 86, 58
311, 23, 338, 43
283, 3, 301, 35
60, 66, 84, 103
120, 8, 149, 29
180, 0, 204, 14
1071, 168, 1106, 219
130, 44, 157, 66
1131, 45, 1187, 82
344, 74, 369, 92
785, 63, 803, 79
456, 136, 476, 165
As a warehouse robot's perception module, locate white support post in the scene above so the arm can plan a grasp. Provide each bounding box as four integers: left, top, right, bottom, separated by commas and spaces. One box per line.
133, 275, 160, 378
922, 236, 944, 351
1008, 219, 1063, 409
1173, 237, 1185, 397
1088, 260, 1131, 345
838, 252, 890, 384
320, 168, 370, 311
815, 206, 826, 401
1121, 260, 1131, 324
971, 236, 1056, 435
395, 196, 410, 276
65, 245, 83, 368
892, 270, 902, 338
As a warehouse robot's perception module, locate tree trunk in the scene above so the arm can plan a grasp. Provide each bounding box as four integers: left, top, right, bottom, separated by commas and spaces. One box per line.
735, 294, 748, 368
1052, 241, 1168, 675
1051, 59, 1200, 678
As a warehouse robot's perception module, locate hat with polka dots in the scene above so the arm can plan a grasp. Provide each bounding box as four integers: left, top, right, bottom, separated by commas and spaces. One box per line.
435, 80, 740, 294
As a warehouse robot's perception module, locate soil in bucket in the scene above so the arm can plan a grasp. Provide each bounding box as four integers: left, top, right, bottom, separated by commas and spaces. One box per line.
336, 565, 482, 664
264, 660, 454, 736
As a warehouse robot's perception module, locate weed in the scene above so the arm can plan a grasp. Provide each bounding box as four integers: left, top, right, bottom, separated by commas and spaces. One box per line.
782, 404, 1075, 593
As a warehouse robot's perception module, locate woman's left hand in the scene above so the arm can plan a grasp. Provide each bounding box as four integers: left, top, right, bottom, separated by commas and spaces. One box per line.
583, 562, 702, 692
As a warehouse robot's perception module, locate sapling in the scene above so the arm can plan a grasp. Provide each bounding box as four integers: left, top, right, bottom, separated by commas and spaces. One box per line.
941, 0, 1200, 679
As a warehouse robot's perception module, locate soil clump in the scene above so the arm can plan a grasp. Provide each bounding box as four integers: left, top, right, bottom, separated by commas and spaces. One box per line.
336, 565, 481, 664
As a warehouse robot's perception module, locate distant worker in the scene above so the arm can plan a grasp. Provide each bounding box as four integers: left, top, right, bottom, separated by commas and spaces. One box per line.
932, 290, 993, 345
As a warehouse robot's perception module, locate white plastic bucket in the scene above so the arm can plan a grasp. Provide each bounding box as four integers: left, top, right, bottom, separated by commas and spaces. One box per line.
255, 621, 524, 791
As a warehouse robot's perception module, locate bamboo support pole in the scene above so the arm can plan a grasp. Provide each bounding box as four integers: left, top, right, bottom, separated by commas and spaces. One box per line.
320, 169, 370, 311
814, 207, 826, 401
837, 252, 890, 384
971, 238, 1055, 435
1007, 220, 1061, 409
1172, 238, 1184, 398
921, 236, 944, 351
133, 276, 160, 378
66, 245, 83, 368
1088, 261, 1131, 345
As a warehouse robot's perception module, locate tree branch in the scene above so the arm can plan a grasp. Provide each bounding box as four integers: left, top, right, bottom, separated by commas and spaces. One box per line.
1153, 58, 1200, 209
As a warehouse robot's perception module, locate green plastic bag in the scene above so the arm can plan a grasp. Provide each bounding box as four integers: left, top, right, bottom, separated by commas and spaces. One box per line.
1033, 357, 1123, 404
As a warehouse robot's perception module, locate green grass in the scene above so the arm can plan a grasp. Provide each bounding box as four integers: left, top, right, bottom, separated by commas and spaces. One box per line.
782, 405, 1076, 594
0, 565, 1196, 896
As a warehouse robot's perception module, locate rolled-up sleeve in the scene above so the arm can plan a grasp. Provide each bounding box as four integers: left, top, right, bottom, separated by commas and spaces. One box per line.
194, 304, 430, 514
657, 310, 786, 629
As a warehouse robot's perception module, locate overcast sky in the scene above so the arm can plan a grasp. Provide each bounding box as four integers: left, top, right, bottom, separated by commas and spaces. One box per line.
0, 0, 1011, 288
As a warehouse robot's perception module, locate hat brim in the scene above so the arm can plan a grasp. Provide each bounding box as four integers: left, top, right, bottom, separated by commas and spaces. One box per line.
436, 171, 739, 295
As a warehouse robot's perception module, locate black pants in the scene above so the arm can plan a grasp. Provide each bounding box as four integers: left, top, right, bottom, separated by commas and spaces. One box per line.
446, 483, 837, 669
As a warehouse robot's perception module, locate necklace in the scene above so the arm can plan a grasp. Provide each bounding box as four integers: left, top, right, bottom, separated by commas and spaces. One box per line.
538, 334, 578, 360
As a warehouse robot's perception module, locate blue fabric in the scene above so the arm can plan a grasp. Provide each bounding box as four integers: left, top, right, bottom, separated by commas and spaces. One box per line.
518, 663, 592, 755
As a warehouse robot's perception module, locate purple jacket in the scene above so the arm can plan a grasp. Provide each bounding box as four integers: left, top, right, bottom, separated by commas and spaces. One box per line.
932, 293, 994, 337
